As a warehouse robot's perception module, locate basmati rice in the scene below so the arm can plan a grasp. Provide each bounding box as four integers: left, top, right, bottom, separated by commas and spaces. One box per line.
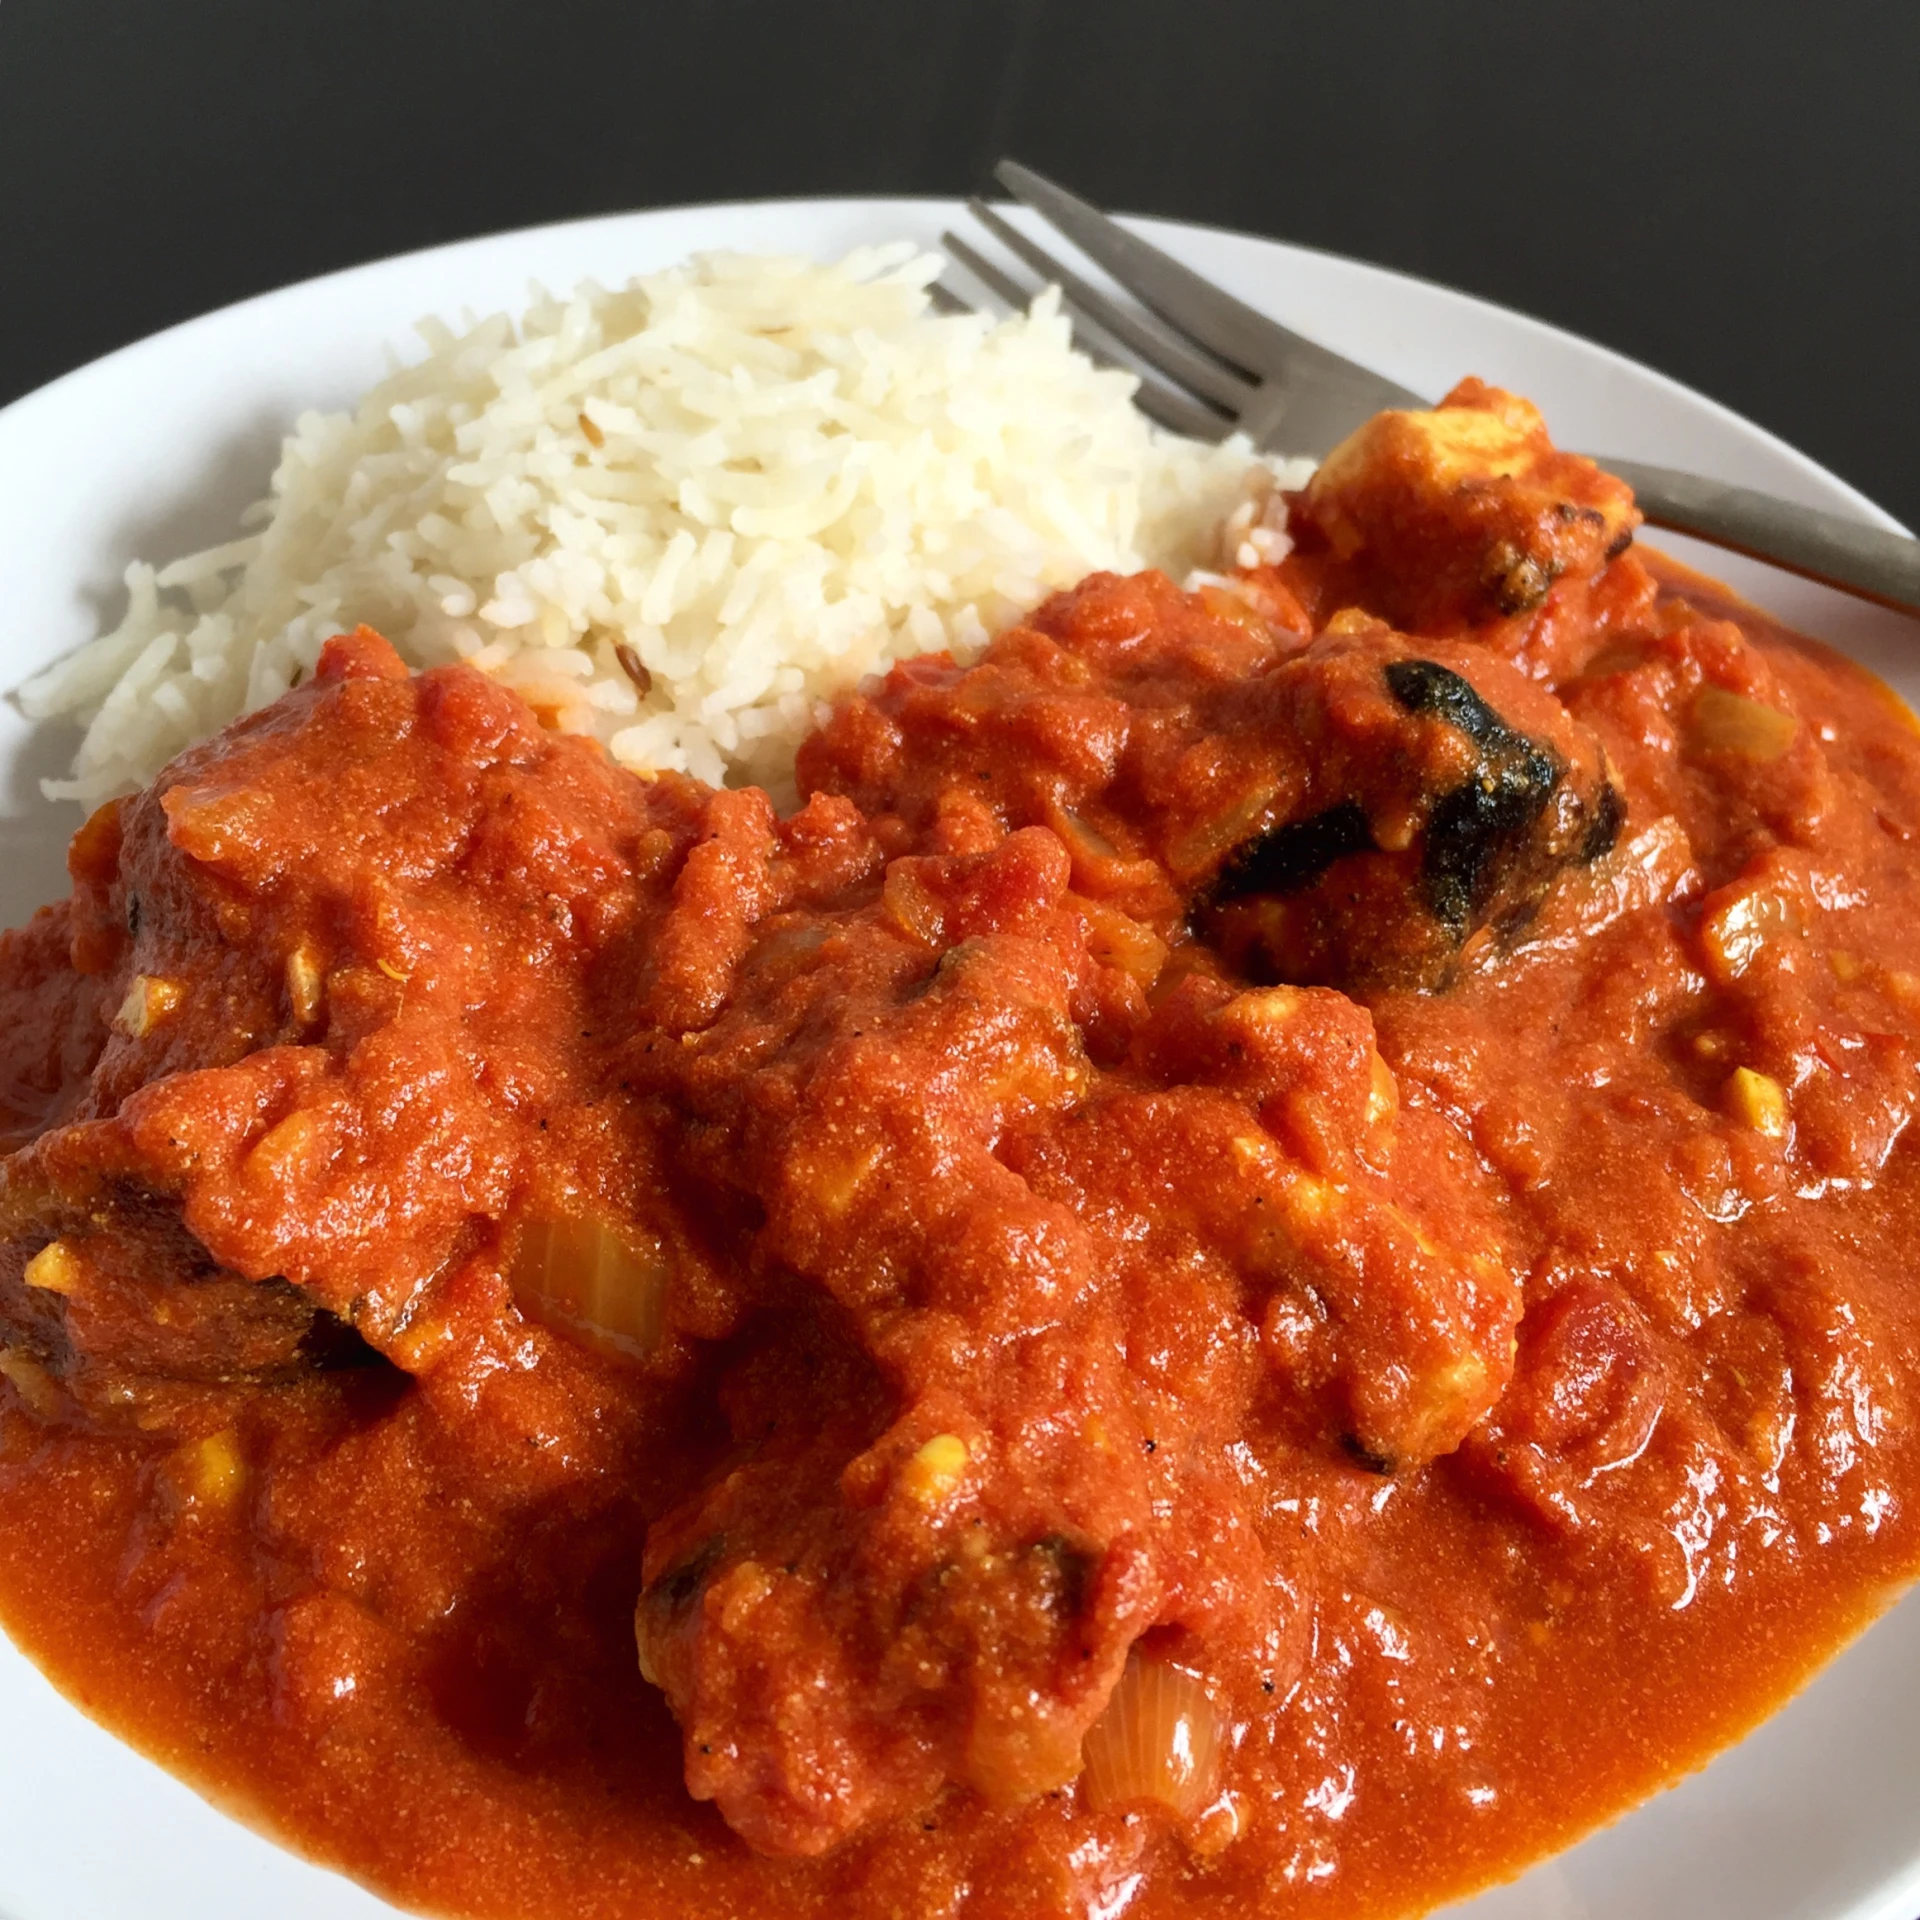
21, 244, 1311, 803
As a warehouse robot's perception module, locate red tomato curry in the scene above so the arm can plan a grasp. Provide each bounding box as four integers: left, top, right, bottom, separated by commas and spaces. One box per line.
2, 381, 1918, 1918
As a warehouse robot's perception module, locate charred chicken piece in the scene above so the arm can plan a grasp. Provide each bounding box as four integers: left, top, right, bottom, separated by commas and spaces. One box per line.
1297, 378, 1641, 628
0, 893, 355, 1405
1197, 627, 1623, 993
623, 827, 1159, 1858
0, 629, 690, 1407
801, 568, 1623, 997
0, 1174, 368, 1413
632, 1294, 1156, 1860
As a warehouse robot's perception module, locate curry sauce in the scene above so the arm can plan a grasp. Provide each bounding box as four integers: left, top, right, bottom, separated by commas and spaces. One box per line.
2, 382, 1917, 1918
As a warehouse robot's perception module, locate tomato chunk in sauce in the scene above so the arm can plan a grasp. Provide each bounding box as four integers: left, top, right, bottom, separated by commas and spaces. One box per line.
2, 379, 1918, 1920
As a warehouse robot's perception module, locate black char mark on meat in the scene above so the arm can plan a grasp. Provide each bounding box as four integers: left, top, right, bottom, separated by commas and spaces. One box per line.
0, 1167, 386, 1415
1384, 658, 1567, 936
1210, 800, 1374, 900
1203, 654, 1623, 994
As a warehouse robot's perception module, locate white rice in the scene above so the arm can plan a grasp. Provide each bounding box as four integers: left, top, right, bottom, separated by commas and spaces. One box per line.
21, 243, 1311, 804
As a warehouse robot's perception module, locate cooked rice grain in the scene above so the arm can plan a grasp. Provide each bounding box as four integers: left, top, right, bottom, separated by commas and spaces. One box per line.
23, 244, 1310, 802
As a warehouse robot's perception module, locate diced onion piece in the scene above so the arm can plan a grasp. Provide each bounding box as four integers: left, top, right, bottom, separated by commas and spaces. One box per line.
1167, 779, 1284, 885
1366, 1052, 1399, 1129
898, 1432, 969, 1505
179, 1430, 246, 1507
1197, 581, 1277, 636
1080, 1649, 1222, 1819
0, 1349, 63, 1419
1073, 894, 1168, 986
881, 863, 946, 948
1058, 810, 1118, 861
1699, 887, 1797, 985
248, 1109, 321, 1180
1688, 687, 1797, 761
285, 942, 325, 1025
115, 974, 185, 1037
22, 1240, 81, 1295
510, 1213, 668, 1362
1726, 1066, 1790, 1139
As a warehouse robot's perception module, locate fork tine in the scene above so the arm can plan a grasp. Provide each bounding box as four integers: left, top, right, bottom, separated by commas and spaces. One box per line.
940, 231, 1037, 322
995, 159, 1426, 411
1107, 367, 1236, 443
933, 256, 1232, 445
965, 199, 1255, 415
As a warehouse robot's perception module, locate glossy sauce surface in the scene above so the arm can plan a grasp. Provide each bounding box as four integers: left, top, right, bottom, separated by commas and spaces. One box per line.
2, 385, 1918, 1919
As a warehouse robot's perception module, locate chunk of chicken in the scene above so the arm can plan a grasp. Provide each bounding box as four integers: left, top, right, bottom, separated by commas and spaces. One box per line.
0, 1180, 350, 1410
801, 571, 1624, 996
1298, 378, 1641, 629
626, 827, 1161, 1856
1028, 974, 1523, 1474
1193, 625, 1624, 991
0, 630, 694, 1405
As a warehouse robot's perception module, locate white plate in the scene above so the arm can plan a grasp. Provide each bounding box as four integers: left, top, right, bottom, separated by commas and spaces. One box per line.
0, 198, 1916, 1920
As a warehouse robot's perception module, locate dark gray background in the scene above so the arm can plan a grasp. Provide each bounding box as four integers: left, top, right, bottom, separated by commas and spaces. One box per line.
1, 0, 1914, 526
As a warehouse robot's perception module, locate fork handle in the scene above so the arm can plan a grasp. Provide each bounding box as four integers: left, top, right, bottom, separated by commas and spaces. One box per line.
1599, 458, 1920, 617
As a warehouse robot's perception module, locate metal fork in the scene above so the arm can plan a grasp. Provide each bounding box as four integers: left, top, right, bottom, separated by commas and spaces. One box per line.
940, 160, 1920, 618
